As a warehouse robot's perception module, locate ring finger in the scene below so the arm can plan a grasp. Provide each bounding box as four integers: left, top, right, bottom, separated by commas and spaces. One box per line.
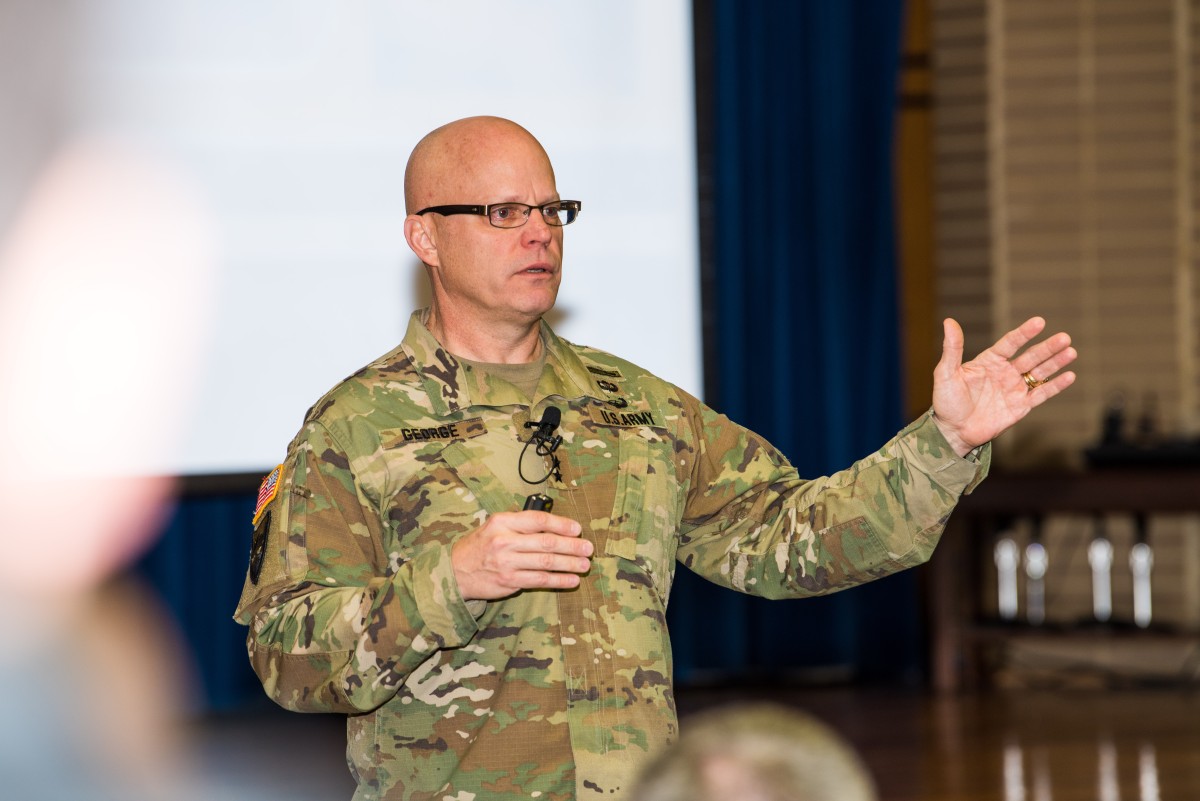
1017, 345, 1077, 386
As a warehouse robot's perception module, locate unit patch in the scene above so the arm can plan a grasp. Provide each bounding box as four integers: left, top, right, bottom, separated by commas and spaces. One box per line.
249, 510, 269, 584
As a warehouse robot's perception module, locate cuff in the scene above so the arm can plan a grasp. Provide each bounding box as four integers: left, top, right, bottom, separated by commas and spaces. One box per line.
902, 409, 991, 495
404, 544, 482, 648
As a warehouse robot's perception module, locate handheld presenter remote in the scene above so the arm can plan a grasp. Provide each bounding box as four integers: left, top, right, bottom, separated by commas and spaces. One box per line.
523, 494, 553, 512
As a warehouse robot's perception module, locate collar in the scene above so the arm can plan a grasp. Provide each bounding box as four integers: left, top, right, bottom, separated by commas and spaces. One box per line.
399, 310, 595, 415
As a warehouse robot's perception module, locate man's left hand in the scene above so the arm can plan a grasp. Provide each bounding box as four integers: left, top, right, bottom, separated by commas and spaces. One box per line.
932, 316, 1077, 457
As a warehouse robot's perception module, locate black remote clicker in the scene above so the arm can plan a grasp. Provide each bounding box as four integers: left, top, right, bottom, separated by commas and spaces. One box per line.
523, 493, 553, 512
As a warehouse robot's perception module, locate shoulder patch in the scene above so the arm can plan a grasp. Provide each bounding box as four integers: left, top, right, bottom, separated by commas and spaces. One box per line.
252, 464, 283, 526
248, 510, 270, 584
586, 365, 623, 378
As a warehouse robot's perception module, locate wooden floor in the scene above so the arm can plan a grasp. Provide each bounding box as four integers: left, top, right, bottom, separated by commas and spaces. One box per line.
193, 686, 1200, 800
676, 685, 1200, 801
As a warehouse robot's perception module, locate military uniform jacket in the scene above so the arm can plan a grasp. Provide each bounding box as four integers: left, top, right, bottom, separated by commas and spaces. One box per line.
235, 311, 989, 801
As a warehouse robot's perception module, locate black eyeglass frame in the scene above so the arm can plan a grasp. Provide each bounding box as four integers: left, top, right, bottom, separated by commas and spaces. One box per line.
416, 200, 582, 228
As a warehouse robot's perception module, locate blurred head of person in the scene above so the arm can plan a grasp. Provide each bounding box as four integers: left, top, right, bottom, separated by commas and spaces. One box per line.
631, 703, 878, 801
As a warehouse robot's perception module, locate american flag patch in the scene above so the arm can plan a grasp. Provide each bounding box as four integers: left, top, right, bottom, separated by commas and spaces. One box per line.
252, 464, 284, 526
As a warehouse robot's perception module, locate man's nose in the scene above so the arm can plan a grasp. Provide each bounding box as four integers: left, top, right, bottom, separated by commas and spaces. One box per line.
521, 208, 554, 245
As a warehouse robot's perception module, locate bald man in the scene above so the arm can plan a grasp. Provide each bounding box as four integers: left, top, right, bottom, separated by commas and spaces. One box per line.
235, 116, 1076, 801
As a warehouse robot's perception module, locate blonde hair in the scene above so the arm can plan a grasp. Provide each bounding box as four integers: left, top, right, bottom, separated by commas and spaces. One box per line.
631, 703, 878, 801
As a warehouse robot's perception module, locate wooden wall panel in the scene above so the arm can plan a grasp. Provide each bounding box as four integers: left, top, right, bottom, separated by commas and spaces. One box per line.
928, 0, 1200, 634
932, 0, 994, 369
932, 0, 1194, 466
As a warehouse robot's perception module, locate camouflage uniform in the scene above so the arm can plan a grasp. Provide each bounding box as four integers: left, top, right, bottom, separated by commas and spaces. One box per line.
235, 311, 988, 801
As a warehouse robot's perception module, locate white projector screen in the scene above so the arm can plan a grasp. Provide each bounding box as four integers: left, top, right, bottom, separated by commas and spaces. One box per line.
73, 1, 700, 476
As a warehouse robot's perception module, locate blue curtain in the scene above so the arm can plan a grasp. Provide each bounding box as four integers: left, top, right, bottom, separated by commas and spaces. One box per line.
667, 0, 920, 684
136, 490, 267, 712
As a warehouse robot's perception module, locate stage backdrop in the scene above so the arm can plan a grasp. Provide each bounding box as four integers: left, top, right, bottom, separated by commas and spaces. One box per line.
75, 0, 700, 476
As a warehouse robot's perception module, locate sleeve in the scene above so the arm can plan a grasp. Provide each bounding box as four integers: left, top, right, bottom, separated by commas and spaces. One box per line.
677, 403, 989, 599
232, 420, 482, 714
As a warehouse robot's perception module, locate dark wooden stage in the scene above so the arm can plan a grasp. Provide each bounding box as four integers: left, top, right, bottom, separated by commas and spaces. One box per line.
679, 686, 1200, 801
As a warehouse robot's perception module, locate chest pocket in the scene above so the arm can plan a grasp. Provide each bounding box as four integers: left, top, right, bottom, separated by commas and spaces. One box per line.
576, 405, 682, 601
378, 416, 499, 553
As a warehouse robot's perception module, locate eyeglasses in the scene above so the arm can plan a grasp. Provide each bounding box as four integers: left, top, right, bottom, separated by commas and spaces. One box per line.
416, 200, 582, 228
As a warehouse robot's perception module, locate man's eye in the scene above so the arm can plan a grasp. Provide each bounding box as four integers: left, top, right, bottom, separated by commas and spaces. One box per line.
493, 207, 512, 220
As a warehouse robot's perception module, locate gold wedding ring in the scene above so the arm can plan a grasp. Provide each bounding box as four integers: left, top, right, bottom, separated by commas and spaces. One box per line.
1022, 371, 1044, 391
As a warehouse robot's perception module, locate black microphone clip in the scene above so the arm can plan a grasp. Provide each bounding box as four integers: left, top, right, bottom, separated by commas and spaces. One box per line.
525, 405, 563, 455
520, 405, 563, 484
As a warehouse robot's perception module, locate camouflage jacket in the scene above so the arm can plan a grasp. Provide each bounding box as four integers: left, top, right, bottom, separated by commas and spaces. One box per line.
234, 311, 989, 801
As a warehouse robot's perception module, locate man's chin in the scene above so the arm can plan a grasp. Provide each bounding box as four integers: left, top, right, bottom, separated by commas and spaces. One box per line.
517, 288, 559, 320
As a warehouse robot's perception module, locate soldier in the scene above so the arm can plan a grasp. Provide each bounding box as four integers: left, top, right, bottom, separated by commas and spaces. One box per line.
234, 116, 1076, 800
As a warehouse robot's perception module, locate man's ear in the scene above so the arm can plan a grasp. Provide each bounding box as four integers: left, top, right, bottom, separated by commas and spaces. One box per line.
403, 214, 439, 267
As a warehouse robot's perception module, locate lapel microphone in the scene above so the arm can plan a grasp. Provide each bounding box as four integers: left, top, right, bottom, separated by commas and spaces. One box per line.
520, 405, 563, 485
526, 405, 562, 454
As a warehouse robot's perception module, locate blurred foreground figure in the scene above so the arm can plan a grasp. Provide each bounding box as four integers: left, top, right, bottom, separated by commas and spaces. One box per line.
630, 703, 878, 801
0, 139, 214, 800
0, 4, 215, 798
